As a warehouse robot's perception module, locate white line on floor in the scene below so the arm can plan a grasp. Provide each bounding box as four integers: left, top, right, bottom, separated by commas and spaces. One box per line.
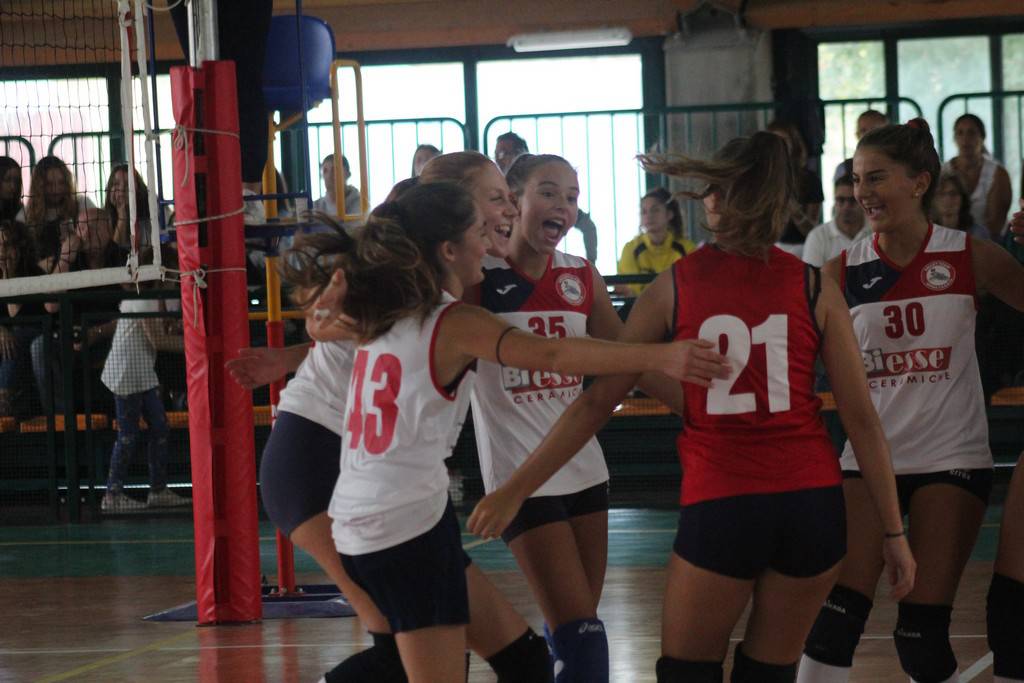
960, 651, 994, 681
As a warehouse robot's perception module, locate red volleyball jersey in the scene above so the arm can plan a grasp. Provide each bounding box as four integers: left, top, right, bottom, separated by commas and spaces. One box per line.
672, 245, 840, 505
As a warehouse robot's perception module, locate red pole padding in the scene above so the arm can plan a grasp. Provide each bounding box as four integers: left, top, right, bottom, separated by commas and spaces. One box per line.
171, 61, 261, 624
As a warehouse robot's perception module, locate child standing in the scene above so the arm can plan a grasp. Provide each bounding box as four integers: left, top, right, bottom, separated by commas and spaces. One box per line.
101, 275, 189, 512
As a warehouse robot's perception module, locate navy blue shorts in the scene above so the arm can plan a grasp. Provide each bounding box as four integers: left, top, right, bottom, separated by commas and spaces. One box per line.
842, 468, 993, 513
340, 500, 471, 633
259, 411, 340, 536
673, 486, 846, 580
502, 481, 610, 544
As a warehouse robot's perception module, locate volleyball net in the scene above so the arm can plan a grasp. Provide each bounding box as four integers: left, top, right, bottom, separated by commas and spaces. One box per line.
0, 0, 162, 296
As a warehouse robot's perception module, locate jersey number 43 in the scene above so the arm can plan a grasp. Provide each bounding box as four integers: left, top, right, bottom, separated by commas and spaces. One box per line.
346, 349, 402, 455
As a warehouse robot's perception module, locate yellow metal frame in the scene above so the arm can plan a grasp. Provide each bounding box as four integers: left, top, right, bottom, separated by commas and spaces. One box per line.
330, 59, 370, 221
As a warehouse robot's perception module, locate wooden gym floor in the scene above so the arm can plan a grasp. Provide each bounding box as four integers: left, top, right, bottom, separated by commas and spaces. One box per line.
0, 506, 1005, 682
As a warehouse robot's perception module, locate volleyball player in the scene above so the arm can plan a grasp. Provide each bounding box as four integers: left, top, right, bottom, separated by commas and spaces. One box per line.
985, 203, 1024, 683
227, 163, 534, 682
467, 153, 685, 682
468, 132, 917, 683
797, 119, 1024, 683
293, 180, 716, 682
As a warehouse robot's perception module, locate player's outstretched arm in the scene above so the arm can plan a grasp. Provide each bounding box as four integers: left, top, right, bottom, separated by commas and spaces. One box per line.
225, 343, 311, 390
466, 274, 729, 539
818, 274, 916, 600
972, 234, 1024, 313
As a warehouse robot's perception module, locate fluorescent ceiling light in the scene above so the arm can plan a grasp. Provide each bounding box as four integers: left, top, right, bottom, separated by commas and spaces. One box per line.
507, 27, 633, 53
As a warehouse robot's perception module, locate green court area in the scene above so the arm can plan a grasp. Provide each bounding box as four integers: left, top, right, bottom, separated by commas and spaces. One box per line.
0, 506, 1005, 579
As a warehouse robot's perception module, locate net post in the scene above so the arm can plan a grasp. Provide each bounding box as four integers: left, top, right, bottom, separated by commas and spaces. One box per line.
264, 254, 296, 594
170, 60, 261, 625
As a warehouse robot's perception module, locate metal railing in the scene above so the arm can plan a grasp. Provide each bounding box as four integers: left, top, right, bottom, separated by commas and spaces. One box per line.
0, 135, 36, 170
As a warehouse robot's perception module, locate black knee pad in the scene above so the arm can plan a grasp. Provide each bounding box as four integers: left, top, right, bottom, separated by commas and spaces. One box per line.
655, 656, 723, 683
802, 585, 873, 667
323, 632, 407, 683
730, 644, 795, 683
487, 629, 553, 683
893, 602, 957, 683
988, 573, 1024, 679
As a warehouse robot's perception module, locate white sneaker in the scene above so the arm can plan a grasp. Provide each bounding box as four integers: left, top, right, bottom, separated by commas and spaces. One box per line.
147, 488, 191, 508
101, 491, 147, 513
242, 188, 266, 226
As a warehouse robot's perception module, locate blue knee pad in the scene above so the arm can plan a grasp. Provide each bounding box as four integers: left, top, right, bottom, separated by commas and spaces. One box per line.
551, 618, 609, 683
893, 602, 957, 683
656, 656, 723, 683
730, 643, 795, 683
988, 573, 1024, 679
802, 584, 873, 668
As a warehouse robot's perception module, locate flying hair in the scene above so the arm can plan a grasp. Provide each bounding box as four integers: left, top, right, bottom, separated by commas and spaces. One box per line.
638, 131, 795, 257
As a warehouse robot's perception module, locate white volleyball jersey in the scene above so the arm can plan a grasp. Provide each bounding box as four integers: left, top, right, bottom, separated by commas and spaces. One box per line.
839, 225, 991, 474
277, 340, 354, 436
330, 296, 473, 555
471, 252, 609, 497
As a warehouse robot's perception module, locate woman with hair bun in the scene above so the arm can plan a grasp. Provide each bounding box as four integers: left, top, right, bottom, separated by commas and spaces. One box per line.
469, 131, 915, 683
799, 118, 1024, 683
617, 187, 696, 295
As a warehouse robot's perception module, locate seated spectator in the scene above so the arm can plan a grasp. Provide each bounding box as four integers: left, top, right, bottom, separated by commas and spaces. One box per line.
0, 156, 25, 223
103, 164, 152, 250
312, 154, 361, 217
832, 109, 888, 182
617, 187, 695, 295
493, 134, 597, 259
101, 251, 189, 512
24, 156, 97, 273
767, 120, 823, 259
410, 144, 441, 178
0, 220, 56, 416
941, 113, 1012, 240
931, 172, 986, 237
802, 174, 870, 267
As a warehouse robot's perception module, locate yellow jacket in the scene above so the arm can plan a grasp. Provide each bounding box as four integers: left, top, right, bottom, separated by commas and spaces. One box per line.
617, 233, 696, 294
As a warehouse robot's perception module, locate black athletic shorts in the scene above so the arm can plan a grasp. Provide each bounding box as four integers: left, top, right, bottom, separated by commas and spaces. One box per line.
259, 411, 340, 536
340, 500, 471, 633
501, 481, 610, 544
673, 486, 846, 580
842, 467, 993, 513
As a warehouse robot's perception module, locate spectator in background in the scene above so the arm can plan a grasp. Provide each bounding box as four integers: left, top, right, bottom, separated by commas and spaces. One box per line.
24, 156, 96, 273
942, 113, 1012, 240
802, 174, 870, 267
833, 110, 888, 182
410, 143, 441, 178
100, 248, 190, 512
0, 220, 55, 416
493, 131, 529, 174
767, 120, 823, 259
931, 172, 984, 236
313, 154, 361, 218
103, 165, 152, 250
494, 133, 598, 260
0, 157, 25, 223
617, 187, 695, 295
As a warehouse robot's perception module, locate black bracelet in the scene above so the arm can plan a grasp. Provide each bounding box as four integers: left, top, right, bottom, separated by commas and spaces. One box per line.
495, 326, 516, 367
884, 529, 906, 538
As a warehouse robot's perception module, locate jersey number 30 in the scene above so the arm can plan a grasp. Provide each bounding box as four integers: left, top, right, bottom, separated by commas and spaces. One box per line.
698, 314, 790, 415
347, 350, 402, 454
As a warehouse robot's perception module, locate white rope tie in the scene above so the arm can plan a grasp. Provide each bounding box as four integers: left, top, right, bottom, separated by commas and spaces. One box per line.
170, 123, 245, 224
162, 266, 247, 329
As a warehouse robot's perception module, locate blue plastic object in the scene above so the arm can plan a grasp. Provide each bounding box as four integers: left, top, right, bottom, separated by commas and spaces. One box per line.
263, 15, 336, 113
